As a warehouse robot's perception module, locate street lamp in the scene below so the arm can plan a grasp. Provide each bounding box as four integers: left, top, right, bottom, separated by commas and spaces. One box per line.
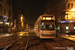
21, 16, 23, 27
70, 8, 75, 11
20, 15, 24, 31
21, 16, 23, 22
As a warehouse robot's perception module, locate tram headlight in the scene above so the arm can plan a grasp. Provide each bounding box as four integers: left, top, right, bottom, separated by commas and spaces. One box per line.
43, 17, 45, 20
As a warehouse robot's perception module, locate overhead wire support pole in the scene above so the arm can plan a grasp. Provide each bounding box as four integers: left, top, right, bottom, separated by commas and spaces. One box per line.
3, 17, 5, 34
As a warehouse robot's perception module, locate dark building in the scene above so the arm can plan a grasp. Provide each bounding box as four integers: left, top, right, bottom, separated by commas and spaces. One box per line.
18, 4, 28, 31
57, 0, 75, 36
0, 0, 13, 33
45, 0, 75, 36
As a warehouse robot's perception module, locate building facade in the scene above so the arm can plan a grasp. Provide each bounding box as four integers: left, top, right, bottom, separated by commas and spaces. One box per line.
45, 0, 67, 33
0, 0, 13, 33
57, 0, 75, 36
18, 4, 28, 31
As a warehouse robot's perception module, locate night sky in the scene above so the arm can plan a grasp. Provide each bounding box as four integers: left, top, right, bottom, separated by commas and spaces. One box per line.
11, 0, 47, 25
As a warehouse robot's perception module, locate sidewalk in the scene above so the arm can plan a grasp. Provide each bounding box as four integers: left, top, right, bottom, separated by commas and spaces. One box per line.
58, 33, 75, 42
0, 33, 14, 37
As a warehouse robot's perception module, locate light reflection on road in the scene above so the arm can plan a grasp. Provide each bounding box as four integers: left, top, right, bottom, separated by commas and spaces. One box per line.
17, 32, 28, 36
17, 31, 36, 37
0, 34, 13, 37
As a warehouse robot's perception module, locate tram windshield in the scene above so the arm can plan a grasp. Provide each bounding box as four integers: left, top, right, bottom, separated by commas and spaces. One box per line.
41, 22, 55, 30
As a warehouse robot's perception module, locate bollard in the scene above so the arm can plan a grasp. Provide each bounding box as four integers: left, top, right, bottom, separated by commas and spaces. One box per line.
10, 30, 11, 33
69, 32, 70, 37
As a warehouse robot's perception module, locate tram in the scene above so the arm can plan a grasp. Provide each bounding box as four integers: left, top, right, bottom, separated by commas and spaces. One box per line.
34, 15, 56, 38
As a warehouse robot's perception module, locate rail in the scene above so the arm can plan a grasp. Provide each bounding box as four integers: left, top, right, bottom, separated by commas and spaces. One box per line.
4, 37, 22, 50
24, 38, 29, 50
42, 41, 50, 50
25, 37, 50, 50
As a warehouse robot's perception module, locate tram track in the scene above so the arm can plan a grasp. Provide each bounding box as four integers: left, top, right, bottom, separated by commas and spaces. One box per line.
0, 35, 74, 50
0, 37, 67, 50
0, 36, 19, 43
22, 36, 39, 50
7, 36, 29, 50
5, 37, 22, 50
0, 37, 18, 43
5, 36, 37, 50
0, 36, 22, 50
53, 37, 75, 47
25, 37, 65, 50
25, 37, 50, 50
42, 37, 75, 50
24, 38, 29, 50
42, 41, 50, 50
42, 39, 66, 50
26, 38, 41, 50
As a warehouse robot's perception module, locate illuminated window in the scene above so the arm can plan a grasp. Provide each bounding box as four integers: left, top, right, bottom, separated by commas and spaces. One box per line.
74, 26, 75, 29
65, 14, 68, 19
68, 3, 73, 9
66, 26, 69, 30
73, 14, 75, 18
43, 17, 51, 20
71, 3, 73, 8
68, 3, 70, 8
46, 17, 51, 20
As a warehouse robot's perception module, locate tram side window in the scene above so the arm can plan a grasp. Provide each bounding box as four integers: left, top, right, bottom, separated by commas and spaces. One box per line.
38, 22, 40, 32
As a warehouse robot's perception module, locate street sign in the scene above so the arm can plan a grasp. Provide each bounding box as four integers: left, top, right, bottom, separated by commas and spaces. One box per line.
3, 15, 8, 22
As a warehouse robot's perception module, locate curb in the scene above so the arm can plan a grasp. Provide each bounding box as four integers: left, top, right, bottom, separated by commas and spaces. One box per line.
60, 36, 75, 43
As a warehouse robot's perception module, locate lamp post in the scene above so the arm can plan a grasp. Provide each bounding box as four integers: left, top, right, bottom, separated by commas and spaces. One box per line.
70, 9, 75, 11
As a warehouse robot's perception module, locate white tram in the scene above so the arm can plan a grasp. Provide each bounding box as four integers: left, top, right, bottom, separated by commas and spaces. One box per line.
34, 15, 56, 38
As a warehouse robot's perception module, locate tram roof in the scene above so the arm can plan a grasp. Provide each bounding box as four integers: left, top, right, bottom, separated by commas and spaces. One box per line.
34, 15, 55, 27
